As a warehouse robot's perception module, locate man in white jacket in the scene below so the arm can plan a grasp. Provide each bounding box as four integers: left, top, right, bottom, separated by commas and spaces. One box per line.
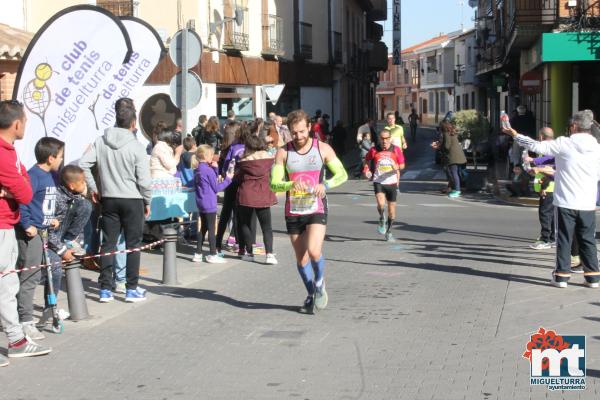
504, 110, 600, 288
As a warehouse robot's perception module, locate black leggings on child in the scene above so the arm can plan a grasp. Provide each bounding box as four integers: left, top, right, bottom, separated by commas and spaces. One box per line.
197, 212, 217, 255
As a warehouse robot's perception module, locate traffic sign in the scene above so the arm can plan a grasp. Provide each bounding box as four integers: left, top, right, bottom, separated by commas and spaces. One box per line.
169, 70, 202, 109
169, 29, 202, 70
520, 70, 542, 95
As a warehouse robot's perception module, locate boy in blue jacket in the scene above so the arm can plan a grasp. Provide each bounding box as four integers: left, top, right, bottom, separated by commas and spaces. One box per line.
16, 137, 73, 341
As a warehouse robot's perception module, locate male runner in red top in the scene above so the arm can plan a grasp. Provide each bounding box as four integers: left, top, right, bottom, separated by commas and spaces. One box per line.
363, 130, 405, 242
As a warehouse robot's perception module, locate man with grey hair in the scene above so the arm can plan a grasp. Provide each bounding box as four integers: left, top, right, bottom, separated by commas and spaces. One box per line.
504, 110, 600, 288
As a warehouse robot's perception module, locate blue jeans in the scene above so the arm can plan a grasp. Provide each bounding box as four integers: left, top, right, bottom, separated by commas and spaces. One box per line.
83, 208, 101, 255
114, 232, 126, 284
448, 164, 461, 192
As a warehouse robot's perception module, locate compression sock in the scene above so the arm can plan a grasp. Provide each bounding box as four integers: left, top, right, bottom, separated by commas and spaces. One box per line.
297, 260, 315, 295
386, 218, 394, 234
312, 256, 326, 288
377, 206, 385, 220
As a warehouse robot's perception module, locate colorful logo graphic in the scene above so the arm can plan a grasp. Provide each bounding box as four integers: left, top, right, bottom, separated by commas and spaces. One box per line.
523, 327, 586, 391
22, 63, 53, 136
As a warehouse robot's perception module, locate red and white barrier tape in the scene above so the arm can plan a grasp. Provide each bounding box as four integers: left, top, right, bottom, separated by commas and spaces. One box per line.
0, 239, 166, 277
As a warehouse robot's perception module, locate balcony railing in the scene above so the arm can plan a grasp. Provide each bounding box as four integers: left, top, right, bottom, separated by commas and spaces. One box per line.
507, 0, 557, 34
223, 7, 249, 51
476, 42, 504, 74
332, 31, 342, 64
262, 14, 283, 55
298, 22, 312, 59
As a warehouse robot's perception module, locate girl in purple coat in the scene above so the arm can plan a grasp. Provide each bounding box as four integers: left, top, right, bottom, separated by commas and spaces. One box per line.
192, 145, 233, 263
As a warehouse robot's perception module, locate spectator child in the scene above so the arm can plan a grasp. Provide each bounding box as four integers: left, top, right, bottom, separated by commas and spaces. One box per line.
16, 137, 70, 341
506, 164, 530, 197
192, 145, 233, 264
38, 165, 92, 326
360, 132, 373, 162
177, 136, 196, 188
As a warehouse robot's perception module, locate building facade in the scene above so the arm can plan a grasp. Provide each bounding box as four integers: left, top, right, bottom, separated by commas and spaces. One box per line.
0, 0, 388, 134
472, 0, 600, 136
453, 29, 478, 113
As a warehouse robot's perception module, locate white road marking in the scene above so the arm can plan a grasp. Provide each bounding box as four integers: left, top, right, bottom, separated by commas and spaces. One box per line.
418, 203, 466, 208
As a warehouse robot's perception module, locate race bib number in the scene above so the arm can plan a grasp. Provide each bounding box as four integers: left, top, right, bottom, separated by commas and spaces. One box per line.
289, 190, 318, 215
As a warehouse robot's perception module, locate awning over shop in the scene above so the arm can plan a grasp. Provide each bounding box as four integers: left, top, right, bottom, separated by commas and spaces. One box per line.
542, 32, 600, 62
0, 23, 33, 60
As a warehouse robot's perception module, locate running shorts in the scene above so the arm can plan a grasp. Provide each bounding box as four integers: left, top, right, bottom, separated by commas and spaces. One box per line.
285, 214, 328, 235
373, 182, 398, 202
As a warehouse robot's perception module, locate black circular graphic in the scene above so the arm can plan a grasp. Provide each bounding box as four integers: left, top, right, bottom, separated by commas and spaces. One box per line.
139, 93, 182, 141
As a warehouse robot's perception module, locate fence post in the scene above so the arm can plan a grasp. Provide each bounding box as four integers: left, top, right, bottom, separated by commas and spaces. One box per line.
65, 265, 90, 321
162, 226, 179, 285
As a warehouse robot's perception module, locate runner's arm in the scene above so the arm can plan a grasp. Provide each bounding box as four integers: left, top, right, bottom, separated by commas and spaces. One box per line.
270, 148, 293, 192
362, 148, 375, 175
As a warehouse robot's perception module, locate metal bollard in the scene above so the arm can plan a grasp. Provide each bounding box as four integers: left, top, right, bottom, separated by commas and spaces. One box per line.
162, 227, 180, 285
65, 265, 90, 321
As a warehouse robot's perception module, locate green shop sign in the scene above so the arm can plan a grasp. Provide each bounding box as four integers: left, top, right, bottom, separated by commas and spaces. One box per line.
542, 32, 600, 62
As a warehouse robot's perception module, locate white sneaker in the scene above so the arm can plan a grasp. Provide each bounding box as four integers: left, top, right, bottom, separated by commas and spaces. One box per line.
585, 281, 599, 288
550, 273, 567, 288
192, 253, 203, 263
22, 322, 45, 341
241, 254, 255, 262
265, 254, 278, 265
205, 255, 226, 264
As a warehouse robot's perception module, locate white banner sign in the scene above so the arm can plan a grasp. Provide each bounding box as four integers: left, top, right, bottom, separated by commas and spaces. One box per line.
86, 17, 165, 151
14, 6, 165, 167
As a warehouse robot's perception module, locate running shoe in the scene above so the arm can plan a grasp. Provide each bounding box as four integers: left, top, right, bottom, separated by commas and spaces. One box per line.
99, 289, 114, 303
448, 190, 461, 198
265, 254, 278, 265
8, 338, 51, 358
205, 255, 226, 264
585, 281, 599, 288
298, 295, 315, 315
0, 353, 8, 367
377, 217, 386, 235
385, 232, 396, 242
314, 284, 328, 311
22, 322, 45, 341
192, 253, 203, 263
125, 287, 147, 303
530, 240, 552, 250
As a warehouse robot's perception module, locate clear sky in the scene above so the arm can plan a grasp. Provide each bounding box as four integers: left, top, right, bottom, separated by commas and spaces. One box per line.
382, 0, 475, 51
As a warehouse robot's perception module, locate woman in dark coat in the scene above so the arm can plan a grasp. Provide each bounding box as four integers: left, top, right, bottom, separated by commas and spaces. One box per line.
432, 121, 466, 198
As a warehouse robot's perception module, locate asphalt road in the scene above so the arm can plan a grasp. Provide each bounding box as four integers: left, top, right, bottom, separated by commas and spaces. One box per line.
1, 128, 599, 400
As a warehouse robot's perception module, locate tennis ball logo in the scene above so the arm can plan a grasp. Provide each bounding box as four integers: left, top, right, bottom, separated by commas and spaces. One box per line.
35, 63, 53, 80
32, 63, 53, 101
